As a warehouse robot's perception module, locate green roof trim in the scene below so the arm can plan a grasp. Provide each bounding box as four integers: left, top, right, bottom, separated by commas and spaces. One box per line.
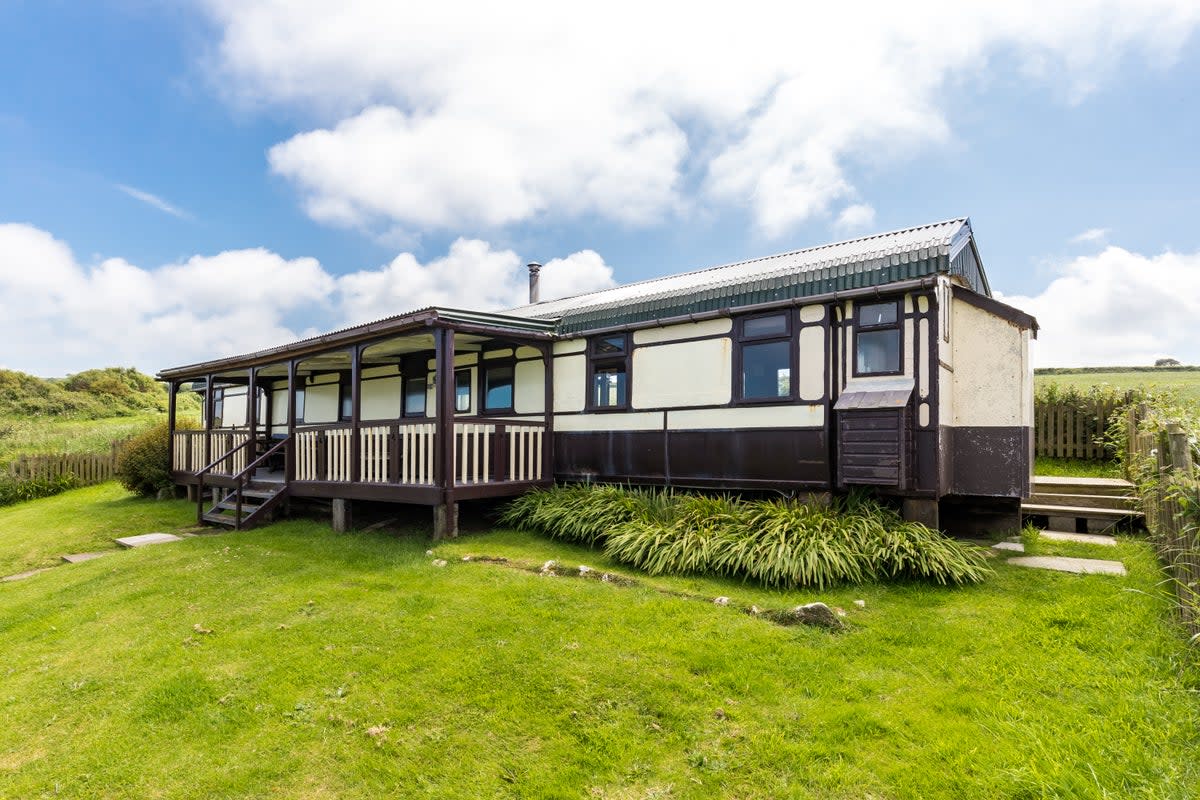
555, 255, 948, 334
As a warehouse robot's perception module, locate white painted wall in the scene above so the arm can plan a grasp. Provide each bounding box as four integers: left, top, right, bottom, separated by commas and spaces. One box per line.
362, 377, 402, 420
631, 338, 732, 408
556, 411, 664, 431
669, 404, 823, 429
950, 296, 1029, 427
514, 360, 546, 414
305, 381, 340, 423
797, 326, 824, 401
633, 318, 730, 345
220, 386, 248, 427
270, 388, 288, 434
554, 354, 587, 412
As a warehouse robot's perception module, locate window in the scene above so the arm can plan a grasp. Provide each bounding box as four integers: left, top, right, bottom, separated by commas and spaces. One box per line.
295, 389, 306, 424
455, 368, 472, 413
404, 376, 427, 417
483, 363, 514, 413
588, 334, 629, 410
211, 387, 225, 427
339, 379, 353, 421
855, 301, 902, 375
737, 312, 793, 401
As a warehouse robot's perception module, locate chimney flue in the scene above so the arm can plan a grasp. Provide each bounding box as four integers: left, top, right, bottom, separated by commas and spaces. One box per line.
527, 262, 542, 303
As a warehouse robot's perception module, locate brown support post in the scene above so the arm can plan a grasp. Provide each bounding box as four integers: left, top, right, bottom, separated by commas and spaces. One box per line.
166, 381, 177, 475
1166, 423, 1195, 480
350, 344, 362, 484
542, 343, 554, 483
433, 326, 458, 539
286, 360, 298, 483
203, 373, 214, 469
247, 367, 258, 449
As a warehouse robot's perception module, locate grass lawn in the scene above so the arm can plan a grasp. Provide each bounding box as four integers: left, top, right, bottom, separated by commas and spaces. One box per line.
1035, 368, 1200, 407
0, 412, 162, 463
1034, 456, 1123, 479
0, 487, 1197, 798
0, 483, 197, 576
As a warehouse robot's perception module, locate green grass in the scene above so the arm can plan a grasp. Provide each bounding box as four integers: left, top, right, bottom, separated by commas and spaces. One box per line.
1035, 456, 1124, 479
0, 486, 1197, 798
0, 482, 195, 576
1036, 368, 1200, 407
0, 412, 162, 462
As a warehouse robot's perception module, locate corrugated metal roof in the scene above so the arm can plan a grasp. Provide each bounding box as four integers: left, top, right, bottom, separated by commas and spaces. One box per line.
508, 218, 978, 333
833, 377, 915, 411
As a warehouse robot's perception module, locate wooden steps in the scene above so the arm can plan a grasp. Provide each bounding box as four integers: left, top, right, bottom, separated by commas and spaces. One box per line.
1022, 475, 1141, 533
202, 482, 289, 530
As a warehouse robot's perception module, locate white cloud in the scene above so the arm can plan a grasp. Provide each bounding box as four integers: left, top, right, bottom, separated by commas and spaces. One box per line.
202, 0, 1200, 237
835, 204, 877, 233
336, 238, 614, 326
115, 184, 193, 220
998, 245, 1200, 367
1069, 227, 1109, 245
0, 224, 614, 375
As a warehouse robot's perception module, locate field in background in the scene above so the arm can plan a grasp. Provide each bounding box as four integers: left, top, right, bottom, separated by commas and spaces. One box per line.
0, 412, 162, 462
1036, 367, 1200, 406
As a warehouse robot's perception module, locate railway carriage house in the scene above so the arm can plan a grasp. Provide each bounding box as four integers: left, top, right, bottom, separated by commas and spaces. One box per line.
159, 218, 1037, 537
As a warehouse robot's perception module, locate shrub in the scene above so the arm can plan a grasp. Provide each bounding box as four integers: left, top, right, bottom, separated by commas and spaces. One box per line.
0, 473, 79, 508
115, 421, 179, 496
501, 485, 993, 588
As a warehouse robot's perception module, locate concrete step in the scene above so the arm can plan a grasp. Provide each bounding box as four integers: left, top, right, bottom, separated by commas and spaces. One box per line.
1028, 492, 1138, 511
1032, 476, 1134, 496
1021, 503, 1143, 519
1039, 530, 1118, 546
1006, 555, 1126, 576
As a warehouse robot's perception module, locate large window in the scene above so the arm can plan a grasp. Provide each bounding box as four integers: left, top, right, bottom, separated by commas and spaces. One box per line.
588, 334, 629, 410
338, 378, 353, 421
855, 301, 902, 376
737, 312, 793, 401
483, 363, 515, 413
211, 387, 225, 427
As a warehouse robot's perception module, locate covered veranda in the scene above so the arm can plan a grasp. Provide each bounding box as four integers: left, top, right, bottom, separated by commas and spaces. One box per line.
157, 308, 557, 538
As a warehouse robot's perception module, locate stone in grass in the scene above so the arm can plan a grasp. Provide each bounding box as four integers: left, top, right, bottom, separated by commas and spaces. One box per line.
539, 560, 558, 576
713, 596, 730, 606
61, 552, 108, 564
853, 599, 866, 609
114, 532, 183, 548
791, 602, 844, 630
431, 559, 447, 568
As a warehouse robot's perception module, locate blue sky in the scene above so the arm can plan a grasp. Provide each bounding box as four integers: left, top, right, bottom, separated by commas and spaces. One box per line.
1, 0, 1198, 375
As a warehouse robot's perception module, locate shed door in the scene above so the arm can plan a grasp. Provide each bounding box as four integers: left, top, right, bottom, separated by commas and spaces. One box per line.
837, 409, 905, 488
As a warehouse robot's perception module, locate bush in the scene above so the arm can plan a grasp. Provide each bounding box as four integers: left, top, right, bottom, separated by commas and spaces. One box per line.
115, 421, 176, 496
502, 485, 993, 588
0, 473, 79, 508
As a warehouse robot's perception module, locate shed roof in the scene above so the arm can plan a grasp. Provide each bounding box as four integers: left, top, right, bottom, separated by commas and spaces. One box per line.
508, 218, 985, 333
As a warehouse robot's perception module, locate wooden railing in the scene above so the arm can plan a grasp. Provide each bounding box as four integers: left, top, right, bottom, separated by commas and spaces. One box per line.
173, 430, 251, 475
290, 418, 547, 486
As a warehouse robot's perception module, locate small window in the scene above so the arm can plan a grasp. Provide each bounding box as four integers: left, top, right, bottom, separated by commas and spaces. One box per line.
483, 364, 514, 412
856, 301, 902, 376
588, 334, 629, 410
404, 376, 427, 417
339, 380, 353, 421
212, 388, 225, 427
736, 312, 794, 402
455, 369, 472, 413
295, 389, 306, 424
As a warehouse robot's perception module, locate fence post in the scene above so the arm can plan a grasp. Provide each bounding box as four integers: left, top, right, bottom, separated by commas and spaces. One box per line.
1166, 423, 1195, 481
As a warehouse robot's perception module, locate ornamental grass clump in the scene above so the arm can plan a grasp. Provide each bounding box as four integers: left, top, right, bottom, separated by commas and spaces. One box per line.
500, 485, 992, 588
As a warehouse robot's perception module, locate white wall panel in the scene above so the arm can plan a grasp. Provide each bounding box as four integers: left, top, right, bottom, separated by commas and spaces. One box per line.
633, 318, 731, 345
632, 338, 732, 408
798, 327, 824, 401
799, 304, 825, 323
361, 377, 401, 420
669, 405, 823, 430
553, 355, 587, 412
555, 411, 664, 431
951, 298, 1027, 427
305, 383, 339, 423
514, 360, 546, 414
553, 339, 586, 355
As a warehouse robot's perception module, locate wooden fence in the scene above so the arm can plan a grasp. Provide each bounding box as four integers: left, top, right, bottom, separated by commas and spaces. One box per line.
0, 441, 123, 486
1125, 406, 1199, 641
1035, 398, 1126, 460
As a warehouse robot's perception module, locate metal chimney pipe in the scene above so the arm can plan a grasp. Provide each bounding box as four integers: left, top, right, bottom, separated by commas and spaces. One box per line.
527, 262, 542, 303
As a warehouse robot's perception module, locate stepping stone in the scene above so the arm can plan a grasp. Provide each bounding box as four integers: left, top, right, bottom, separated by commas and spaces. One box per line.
1039, 531, 1117, 547
992, 541, 1025, 553
1006, 556, 1126, 576
114, 532, 183, 548
1, 568, 49, 582
61, 552, 109, 564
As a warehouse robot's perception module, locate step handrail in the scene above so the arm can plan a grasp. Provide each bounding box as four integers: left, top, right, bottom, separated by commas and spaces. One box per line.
195, 437, 257, 524
230, 436, 291, 530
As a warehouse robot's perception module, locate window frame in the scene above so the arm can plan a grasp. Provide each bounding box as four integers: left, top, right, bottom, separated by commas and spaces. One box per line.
211, 387, 225, 428
402, 373, 428, 418
454, 367, 473, 414
586, 333, 631, 412
853, 299, 904, 378
481, 360, 516, 415
733, 311, 797, 405
337, 376, 353, 422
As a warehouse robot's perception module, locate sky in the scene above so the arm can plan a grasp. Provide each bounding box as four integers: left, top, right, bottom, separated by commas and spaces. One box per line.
1, 0, 1198, 376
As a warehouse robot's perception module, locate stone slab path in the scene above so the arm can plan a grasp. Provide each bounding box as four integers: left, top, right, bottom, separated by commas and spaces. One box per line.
1006, 555, 1127, 576
114, 532, 183, 548
61, 552, 109, 564
992, 541, 1025, 553
1, 568, 50, 582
